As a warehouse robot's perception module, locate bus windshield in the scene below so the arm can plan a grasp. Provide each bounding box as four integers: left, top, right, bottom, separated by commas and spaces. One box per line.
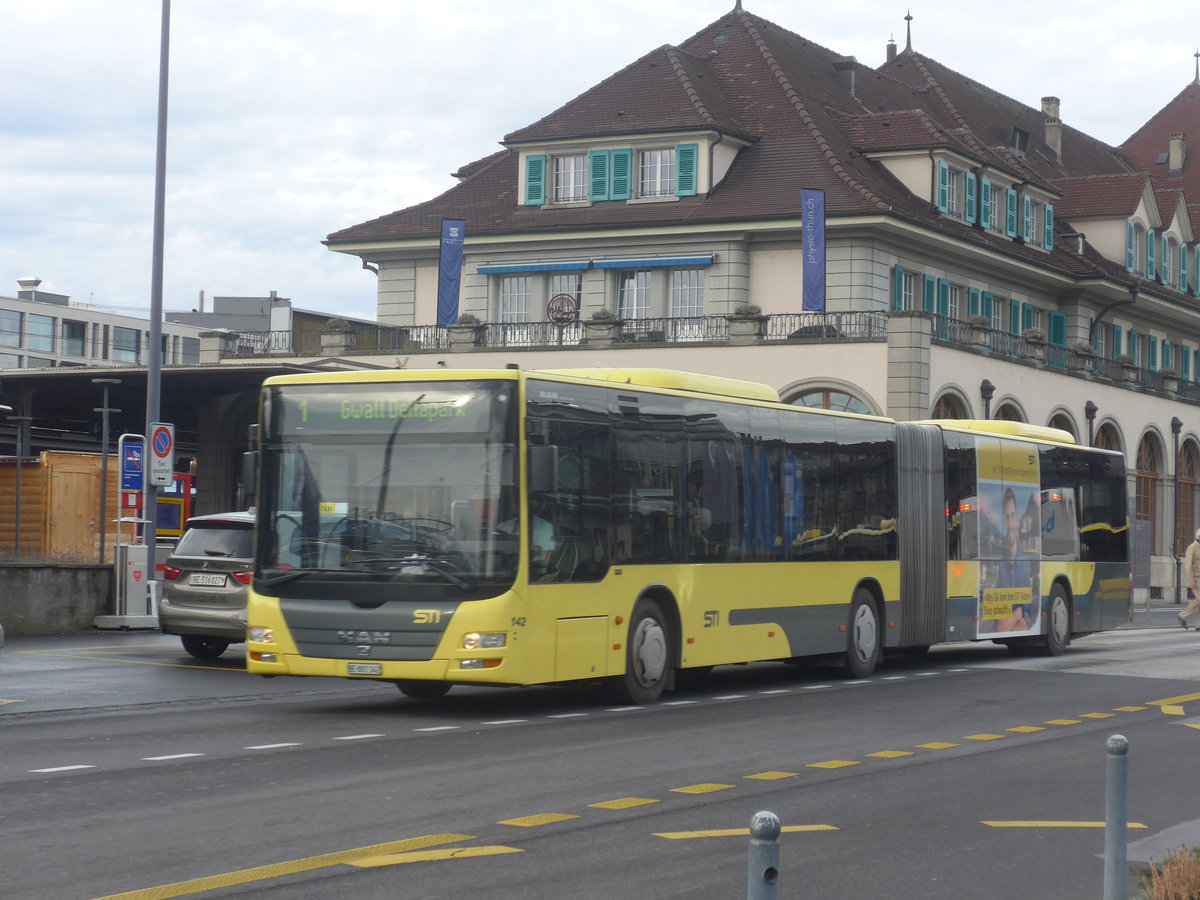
255, 380, 519, 592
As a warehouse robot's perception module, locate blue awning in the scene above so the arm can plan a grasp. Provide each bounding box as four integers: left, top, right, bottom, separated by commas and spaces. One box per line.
476, 260, 591, 274
592, 254, 715, 269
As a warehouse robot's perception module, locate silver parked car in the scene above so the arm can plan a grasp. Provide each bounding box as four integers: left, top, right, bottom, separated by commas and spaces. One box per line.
159, 511, 255, 659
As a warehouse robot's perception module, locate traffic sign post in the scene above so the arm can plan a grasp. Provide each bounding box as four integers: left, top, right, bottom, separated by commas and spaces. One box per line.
149, 422, 175, 487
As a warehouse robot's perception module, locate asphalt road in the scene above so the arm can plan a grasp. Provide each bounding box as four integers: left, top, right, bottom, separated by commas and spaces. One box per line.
2, 611, 1199, 900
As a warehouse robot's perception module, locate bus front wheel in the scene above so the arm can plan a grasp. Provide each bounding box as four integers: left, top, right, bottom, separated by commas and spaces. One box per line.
608, 599, 671, 704
839, 590, 881, 678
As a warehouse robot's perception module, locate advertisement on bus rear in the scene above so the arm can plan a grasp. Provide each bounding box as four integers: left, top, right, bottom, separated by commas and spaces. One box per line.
976, 438, 1041, 638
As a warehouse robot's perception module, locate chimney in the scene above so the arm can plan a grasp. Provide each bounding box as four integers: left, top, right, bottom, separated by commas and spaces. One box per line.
1169, 132, 1186, 175
886, 37, 897, 62
1041, 96, 1061, 162
833, 56, 857, 98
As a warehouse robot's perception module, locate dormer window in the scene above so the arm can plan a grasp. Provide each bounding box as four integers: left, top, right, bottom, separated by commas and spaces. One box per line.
552, 154, 589, 204
1010, 127, 1029, 157
639, 148, 676, 197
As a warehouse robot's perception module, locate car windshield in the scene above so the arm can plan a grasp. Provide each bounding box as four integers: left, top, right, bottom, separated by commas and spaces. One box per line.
175, 522, 253, 559
255, 380, 520, 592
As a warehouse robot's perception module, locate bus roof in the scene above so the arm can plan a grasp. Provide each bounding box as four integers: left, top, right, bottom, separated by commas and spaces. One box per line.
535, 368, 779, 402
916, 419, 1077, 445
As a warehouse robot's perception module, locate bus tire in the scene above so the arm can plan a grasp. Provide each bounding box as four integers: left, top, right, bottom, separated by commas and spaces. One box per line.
1038, 587, 1071, 657
839, 589, 881, 678
181, 635, 230, 659
395, 680, 452, 699
608, 598, 671, 704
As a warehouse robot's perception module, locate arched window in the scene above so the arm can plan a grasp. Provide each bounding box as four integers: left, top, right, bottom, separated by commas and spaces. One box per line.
993, 403, 1024, 422
791, 389, 871, 415
1178, 443, 1200, 555
1047, 414, 1077, 440
1094, 424, 1121, 452
1137, 435, 1162, 551
932, 394, 968, 419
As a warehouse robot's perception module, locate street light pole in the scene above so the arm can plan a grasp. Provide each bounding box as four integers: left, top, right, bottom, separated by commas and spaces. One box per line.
92, 378, 122, 564
9, 414, 32, 557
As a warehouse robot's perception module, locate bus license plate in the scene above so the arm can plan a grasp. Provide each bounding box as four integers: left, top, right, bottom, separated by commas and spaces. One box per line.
348, 663, 382, 676
188, 573, 227, 587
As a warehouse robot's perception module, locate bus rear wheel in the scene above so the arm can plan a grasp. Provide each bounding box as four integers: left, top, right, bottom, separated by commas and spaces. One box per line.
1037, 587, 1070, 657
608, 599, 671, 704
839, 589, 881, 678
395, 680, 452, 699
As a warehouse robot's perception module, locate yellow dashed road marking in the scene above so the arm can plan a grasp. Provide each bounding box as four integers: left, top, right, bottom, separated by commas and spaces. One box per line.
807, 760, 860, 769
349, 846, 522, 867
1080, 713, 1115, 719
90, 833, 476, 899
866, 751, 913, 758
917, 742, 960, 749
497, 813, 579, 827
655, 825, 838, 839
1114, 706, 1147, 712
1149, 692, 1200, 706
0, 699, 26, 706
1045, 719, 1082, 726
745, 771, 798, 780
588, 798, 658, 809
670, 783, 735, 794
983, 821, 1148, 829
964, 733, 1005, 741
1007, 726, 1044, 733
1161, 705, 1186, 716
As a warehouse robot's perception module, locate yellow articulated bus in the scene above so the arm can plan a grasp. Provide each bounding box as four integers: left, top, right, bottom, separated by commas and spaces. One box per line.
245, 367, 1130, 703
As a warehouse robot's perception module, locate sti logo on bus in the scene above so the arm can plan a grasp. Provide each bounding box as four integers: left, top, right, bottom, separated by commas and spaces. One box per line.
704, 610, 720, 628
414, 609, 443, 625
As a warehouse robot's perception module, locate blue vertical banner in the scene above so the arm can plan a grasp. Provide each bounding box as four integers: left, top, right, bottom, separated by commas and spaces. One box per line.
801, 189, 826, 311
436, 218, 467, 325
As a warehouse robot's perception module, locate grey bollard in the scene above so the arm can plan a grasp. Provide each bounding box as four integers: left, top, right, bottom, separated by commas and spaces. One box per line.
1103, 734, 1130, 900
747, 810, 781, 900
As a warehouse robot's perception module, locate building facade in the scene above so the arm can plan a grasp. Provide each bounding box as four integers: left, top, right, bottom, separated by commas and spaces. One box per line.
297, 6, 1200, 598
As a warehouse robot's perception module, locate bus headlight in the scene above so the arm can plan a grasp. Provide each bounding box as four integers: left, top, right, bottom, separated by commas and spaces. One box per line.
463, 632, 506, 650
250, 627, 275, 643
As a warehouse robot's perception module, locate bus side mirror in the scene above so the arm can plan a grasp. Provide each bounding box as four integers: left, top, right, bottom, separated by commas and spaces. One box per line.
241, 450, 259, 509
528, 445, 558, 493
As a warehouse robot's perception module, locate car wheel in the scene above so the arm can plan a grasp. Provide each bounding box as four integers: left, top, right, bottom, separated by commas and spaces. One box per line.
181, 635, 230, 660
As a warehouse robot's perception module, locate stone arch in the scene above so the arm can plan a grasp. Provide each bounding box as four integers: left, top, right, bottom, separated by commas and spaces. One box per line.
992, 396, 1028, 423
930, 386, 972, 419
779, 377, 881, 416
1136, 429, 1166, 554
1046, 409, 1079, 441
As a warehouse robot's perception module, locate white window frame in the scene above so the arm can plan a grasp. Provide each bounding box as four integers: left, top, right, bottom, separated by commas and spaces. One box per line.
552, 154, 588, 204
945, 168, 961, 217
902, 272, 918, 311
638, 148, 676, 198
989, 185, 1005, 231
617, 270, 652, 319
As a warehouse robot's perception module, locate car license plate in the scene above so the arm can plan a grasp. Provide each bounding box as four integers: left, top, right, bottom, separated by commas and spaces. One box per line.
188, 573, 227, 587
348, 663, 383, 676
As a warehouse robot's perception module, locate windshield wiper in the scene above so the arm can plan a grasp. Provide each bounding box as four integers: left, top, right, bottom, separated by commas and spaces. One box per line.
257, 567, 344, 587
361, 555, 476, 592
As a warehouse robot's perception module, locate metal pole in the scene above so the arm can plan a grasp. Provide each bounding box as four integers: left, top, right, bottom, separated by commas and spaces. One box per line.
1103, 734, 1130, 900
93, 378, 121, 564
1173, 417, 1183, 606
10, 415, 31, 557
747, 810, 781, 900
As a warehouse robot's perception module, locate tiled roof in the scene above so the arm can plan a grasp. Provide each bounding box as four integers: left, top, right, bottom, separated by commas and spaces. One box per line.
1052, 174, 1150, 219
1122, 82, 1200, 200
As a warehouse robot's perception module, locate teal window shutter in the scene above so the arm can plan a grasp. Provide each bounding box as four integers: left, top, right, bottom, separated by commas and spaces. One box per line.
1048, 310, 1066, 346
589, 150, 610, 201
967, 287, 980, 316
892, 265, 905, 311
936, 161, 949, 212
1128, 329, 1138, 363
1112, 324, 1122, 358
524, 154, 547, 206
922, 275, 937, 312
1184, 346, 1191, 381
1005, 189, 1018, 237
1163, 340, 1173, 370
1021, 302, 1034, 331
1182, 245, 1190, 292
1043, 203, 1054, 250
1195, 248, 1200, 295
1091, 318, 1102, 354
610, 149, 632, 200
1162, 234, 1170, 283
675, 143, 698, 197
1147, 229, 1156, 280
1008, 299, 1020, 334
981, 291, 993, 321
1125, 220, 1135, 271
964, 172, 977, 223
1148, 336, 1158, 371
936, 278, 950, 317
1021, 195, 1033, 242
980, 177, 991, 227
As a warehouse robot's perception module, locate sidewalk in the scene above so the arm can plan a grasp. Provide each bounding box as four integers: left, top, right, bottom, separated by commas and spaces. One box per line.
1122, 602, 1199, 630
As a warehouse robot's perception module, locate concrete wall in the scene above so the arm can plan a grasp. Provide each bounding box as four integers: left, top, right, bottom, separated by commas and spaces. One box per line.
0, 564, 113, 635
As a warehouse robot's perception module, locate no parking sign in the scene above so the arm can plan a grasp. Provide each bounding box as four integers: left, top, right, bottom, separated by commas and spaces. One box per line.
149, 422, 174, 487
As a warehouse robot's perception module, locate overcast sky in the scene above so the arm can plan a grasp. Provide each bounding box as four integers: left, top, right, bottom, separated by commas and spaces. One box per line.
2, 0, 1197, 322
